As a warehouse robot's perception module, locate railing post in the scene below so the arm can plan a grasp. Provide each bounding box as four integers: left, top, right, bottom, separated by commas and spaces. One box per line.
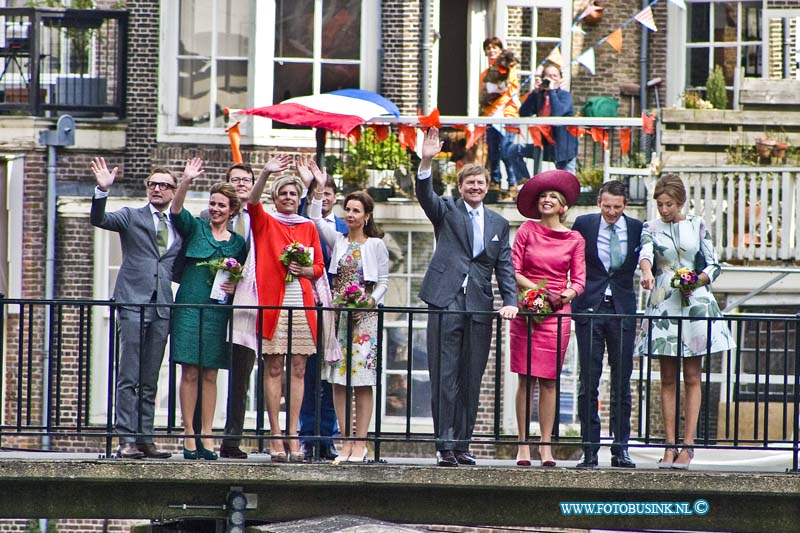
791, 313, 800, 473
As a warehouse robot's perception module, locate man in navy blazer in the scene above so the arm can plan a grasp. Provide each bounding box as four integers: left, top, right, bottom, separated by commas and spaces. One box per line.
571, 180, 643, 468
416, 127, 518, 467
297, 170, 346, 460
515, 63, 579, 176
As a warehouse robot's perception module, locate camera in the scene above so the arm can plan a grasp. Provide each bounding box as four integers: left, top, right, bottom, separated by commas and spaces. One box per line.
541, 78, 551, 90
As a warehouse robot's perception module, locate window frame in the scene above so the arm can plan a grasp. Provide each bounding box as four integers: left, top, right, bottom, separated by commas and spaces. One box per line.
158, 0, 379, 147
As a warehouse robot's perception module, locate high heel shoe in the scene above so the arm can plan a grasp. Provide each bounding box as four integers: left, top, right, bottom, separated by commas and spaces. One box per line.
332, 452, 350, 465
658, 445, 679, 469
183, 447, 198, 460
197, 441, 218, 461
672, 446, 694, 470
346, 448, 368, 463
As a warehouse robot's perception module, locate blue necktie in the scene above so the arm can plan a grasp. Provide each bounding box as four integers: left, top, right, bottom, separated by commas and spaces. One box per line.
609, 223, 623, 270
471, 209, 484, 257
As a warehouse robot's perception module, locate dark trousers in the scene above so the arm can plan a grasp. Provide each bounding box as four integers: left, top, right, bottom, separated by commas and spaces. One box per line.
299, 354, 338, 449
575, 301, 634, 455
222, 343, 256, 449
427, 292, 493, 451
486, 126, 522, 186
116, 308, 169, 445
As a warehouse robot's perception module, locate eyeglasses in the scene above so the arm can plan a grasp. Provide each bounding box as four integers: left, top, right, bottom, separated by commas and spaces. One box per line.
229, 177, 253, 184
146, 181, 176, 191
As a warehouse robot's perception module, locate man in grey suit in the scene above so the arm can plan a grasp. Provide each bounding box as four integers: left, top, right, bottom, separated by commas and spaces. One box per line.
416, 127, 519, 466
90, 157, 196, 459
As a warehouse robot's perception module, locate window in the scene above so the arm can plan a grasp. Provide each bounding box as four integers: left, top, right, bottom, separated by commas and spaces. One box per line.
685, 1, 762, 105
381, 229, 435, 428
160, 0, 378, 143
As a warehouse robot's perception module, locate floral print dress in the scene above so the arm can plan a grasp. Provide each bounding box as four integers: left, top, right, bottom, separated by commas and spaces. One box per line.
325, 242, 378, 387
635, 215, 735, 357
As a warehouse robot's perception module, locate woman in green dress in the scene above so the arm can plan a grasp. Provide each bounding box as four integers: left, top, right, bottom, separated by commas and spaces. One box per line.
170, 157, 247, 460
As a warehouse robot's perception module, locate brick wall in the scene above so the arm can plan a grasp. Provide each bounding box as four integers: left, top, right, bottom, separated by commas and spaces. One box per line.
380, 0, 422, 115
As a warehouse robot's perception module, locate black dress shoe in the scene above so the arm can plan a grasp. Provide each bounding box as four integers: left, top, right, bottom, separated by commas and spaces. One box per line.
454, 450, 476, 465
575, 451, 598, 469
136, 443, 171, 459
116, 443, 145, 459
611, 450, 636, 468
220, 446, 248, 459
436, 450, 458, 467
320, 445, 339, 461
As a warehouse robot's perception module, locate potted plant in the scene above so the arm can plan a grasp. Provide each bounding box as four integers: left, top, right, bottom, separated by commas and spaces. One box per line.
576, 166, 604, 204
344, 127, 411, 200
705, 65, 728, 110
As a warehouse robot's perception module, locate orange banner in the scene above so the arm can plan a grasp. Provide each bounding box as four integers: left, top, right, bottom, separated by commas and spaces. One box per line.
528, 126, 555, 148
369, 124, 390, 142
418, 108, 442, 128
226, 121, 243, 164
591, 127, 609, 150
466, 125, 487, 149
567, 126, 590, 139
641, 112, 656, 135
397, 125, 417, 152
347, 127, 362, 144
619, 127, 631, 156
605, 28, 623, 53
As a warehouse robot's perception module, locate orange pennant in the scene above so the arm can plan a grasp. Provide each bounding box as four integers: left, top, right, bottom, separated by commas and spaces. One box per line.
591, 127, 609, 150
567, 125, 590, 139
641, 112, 656, 135
466, 125, 487, 149
605, 28, 622, 53
619, 127, 631, 156
418, 108, 442, 128
527, 126, 555, 148
226, 121, 243, 164
397, 125, 417, 152
370, 124, 390, 142
347, 127, 362, 144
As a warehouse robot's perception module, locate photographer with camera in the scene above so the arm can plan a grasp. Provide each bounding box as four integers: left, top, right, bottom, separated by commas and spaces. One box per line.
509, 62, 578, 177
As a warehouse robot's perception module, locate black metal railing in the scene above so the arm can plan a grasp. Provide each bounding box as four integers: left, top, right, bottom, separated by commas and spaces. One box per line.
1, 297, 798, 471
0, 8, 127, 117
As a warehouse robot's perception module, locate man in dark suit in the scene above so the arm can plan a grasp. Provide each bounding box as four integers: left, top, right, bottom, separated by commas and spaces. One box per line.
90, 157, 196, 459
297, 163, 346, 461
416, 127, 518, 467
572, 180, 643, 469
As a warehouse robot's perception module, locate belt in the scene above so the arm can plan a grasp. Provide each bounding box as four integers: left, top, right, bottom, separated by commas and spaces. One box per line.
602, 294, 614, 304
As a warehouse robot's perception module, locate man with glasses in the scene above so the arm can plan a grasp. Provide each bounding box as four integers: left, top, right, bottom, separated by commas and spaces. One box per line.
90, 157, 197, 459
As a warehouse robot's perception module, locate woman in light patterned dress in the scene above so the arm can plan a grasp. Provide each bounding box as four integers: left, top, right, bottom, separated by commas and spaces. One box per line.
308, 165, 389, 463
638, 174, 735, 470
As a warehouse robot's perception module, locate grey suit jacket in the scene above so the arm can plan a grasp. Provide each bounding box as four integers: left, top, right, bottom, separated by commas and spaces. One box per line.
415, 176, 517, 324
91, 196, 182, 318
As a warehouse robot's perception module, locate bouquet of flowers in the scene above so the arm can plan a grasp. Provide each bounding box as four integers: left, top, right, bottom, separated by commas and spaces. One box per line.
670, 268, 700, 306
196, 257, 244, 282
279, 241, 312, 282
333, 284, 372, 308
518, 280, 551, 324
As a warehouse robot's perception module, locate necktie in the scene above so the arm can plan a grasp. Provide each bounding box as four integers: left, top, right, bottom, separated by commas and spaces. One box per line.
609, 223, 623, 269
541, 91, 551, 117
234, 212, 246, 238
471, 209, 484, 257
156, 212, 168, 256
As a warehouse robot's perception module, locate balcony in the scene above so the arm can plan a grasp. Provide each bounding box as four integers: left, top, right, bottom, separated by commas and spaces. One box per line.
0, 7, 128, 118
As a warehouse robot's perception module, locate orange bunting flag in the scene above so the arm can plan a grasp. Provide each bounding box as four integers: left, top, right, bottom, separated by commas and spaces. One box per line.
545, 46, 565, 68
418, 108, 442, 128
590, 127, 609, 150
466, 125, 487, 149
619, 127, 632, 156
397, 125, 417, 152
567, 126, 589, 139
528, 126, 555, 148
226, 121, 243, 164
641, 112, 656, 135
605, 28, 623, 53
370, 124, 390, 142
347, 127, 362, 144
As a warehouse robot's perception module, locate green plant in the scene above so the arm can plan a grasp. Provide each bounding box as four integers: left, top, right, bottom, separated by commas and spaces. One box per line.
345, 128, 411, 171
577, 166, 604, 191
725, 136, 757, 165
705, 65, 727, 110
621, 151, 648, 169
341, 159, 368, 188
683, 90, 712, 110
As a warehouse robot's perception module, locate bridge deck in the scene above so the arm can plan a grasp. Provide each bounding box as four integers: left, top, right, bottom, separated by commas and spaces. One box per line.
1, 450, 798, 533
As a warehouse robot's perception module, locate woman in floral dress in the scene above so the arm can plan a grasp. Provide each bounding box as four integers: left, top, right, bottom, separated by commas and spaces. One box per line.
308, 163, 389, 463
638, 174, 735, 469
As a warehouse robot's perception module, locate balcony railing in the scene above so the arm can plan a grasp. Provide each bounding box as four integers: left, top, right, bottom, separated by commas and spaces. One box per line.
0, 8, 128, 118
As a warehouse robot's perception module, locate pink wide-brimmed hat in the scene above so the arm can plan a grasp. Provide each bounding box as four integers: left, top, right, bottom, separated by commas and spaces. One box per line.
516, 169, 581, 219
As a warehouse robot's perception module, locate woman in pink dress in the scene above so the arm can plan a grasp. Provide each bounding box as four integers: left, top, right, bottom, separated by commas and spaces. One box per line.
510, 170, 585, 467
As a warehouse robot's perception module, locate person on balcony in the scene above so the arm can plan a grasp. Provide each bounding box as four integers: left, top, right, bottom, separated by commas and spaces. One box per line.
248, 156, 325, 463
572, 180, 643, 469
416, 126, 519, 467
638, 174, 735, 470
514, 62, 578, 176
510, 170, 585, 467
479, 37, 525, 199
90, 157, 184, 460
306, 159, 390, 463
169, 159, 247, 460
